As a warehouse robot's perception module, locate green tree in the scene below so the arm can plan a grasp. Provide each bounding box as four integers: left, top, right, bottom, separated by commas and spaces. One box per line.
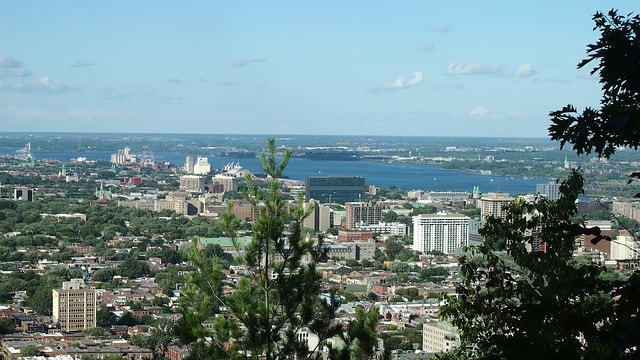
176, 139, 342, 359
440, 11, 640, 360
549, 10, 640, 159
20, 345, 40, 357
328, 305, 381, 360
0, 318, 16, 335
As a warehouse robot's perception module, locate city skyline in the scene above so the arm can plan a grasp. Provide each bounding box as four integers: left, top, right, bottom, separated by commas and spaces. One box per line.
0, 1, 636, 137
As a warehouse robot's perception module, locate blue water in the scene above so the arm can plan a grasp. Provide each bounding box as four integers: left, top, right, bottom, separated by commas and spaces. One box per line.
2, 148, 548, 195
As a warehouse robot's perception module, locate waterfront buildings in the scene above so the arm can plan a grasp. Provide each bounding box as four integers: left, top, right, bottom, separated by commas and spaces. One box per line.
193, 156, 211, 175
305, 175, 365, 205
412, 213, 470, 255
52, 279, 97, 332
110, 147, 136, 165
184, 155, 194, 174
345, 202, 382, 229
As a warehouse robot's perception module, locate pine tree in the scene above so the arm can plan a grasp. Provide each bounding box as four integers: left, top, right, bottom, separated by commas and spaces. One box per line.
176, 138, 342, 359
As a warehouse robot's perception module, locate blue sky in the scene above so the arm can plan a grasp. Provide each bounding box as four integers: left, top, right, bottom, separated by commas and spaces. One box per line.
0, 1, 636, 137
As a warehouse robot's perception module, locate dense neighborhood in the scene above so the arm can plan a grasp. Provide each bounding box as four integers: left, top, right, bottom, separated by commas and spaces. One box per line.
0, 136, 637, 360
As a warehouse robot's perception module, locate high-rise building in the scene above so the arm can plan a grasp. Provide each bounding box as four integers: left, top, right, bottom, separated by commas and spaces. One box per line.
193, 156, 211, 175
211, 174, 238, 193
184, 155, 194, 174
303, 200, 332, 232
610, 230, 640, 260
110, 147, 136, 165
536, 182, 561, 200
479, 192, 514, 219
423, 321, 460, 354
52, 279, 96, 332
345, 202, 382, 229
179, 175, 206, 192
412, 213, 470, 254
305, 176, 365, 205
13, 187, 33, 201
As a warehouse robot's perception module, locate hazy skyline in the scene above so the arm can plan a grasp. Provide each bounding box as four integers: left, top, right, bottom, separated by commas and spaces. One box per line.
0, 1, 636, 137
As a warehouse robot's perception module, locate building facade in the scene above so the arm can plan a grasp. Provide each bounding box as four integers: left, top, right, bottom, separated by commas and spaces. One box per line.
345, 202, 382, 229
211, 174, 239, 193
536, 182, 561, 201
193, 156, 211, 175
412, 213, 470, 254
52, 279, 97, 332
422, 321, 460, 354
479, 192, 514, 219
305, 176, 365, 205
338, 230, 374, 243
179, 175, 206, 192
303, 200, 332, 232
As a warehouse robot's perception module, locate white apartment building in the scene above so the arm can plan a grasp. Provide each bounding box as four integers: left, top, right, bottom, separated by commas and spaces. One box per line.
423, 321, 460, 354
610, 230, 640, 260
412, 213, 470, 254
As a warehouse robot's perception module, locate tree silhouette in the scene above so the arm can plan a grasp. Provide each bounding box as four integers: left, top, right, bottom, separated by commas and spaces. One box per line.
440, 10, 640, 360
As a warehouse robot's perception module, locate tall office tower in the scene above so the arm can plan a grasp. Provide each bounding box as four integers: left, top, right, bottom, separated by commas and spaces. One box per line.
193, 156, 211, 175
479, 192, 514, 219
305, 175, 365, 205
185, 155, 194, 174
179, 175, 206, 192
52, 279, 97, 332
536, 182, 561, 200
345, 202, 382, 229
412, 213, 470, 255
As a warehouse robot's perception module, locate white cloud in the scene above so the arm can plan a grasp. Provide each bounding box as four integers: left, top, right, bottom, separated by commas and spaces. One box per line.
232, 58, 267, 67
445, 63, 503, 75
383, 71, 425, 91
0, 76, 77, 95
470, 106, 491, 117
0, 55, 32, 78
515, 63, 536, 77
